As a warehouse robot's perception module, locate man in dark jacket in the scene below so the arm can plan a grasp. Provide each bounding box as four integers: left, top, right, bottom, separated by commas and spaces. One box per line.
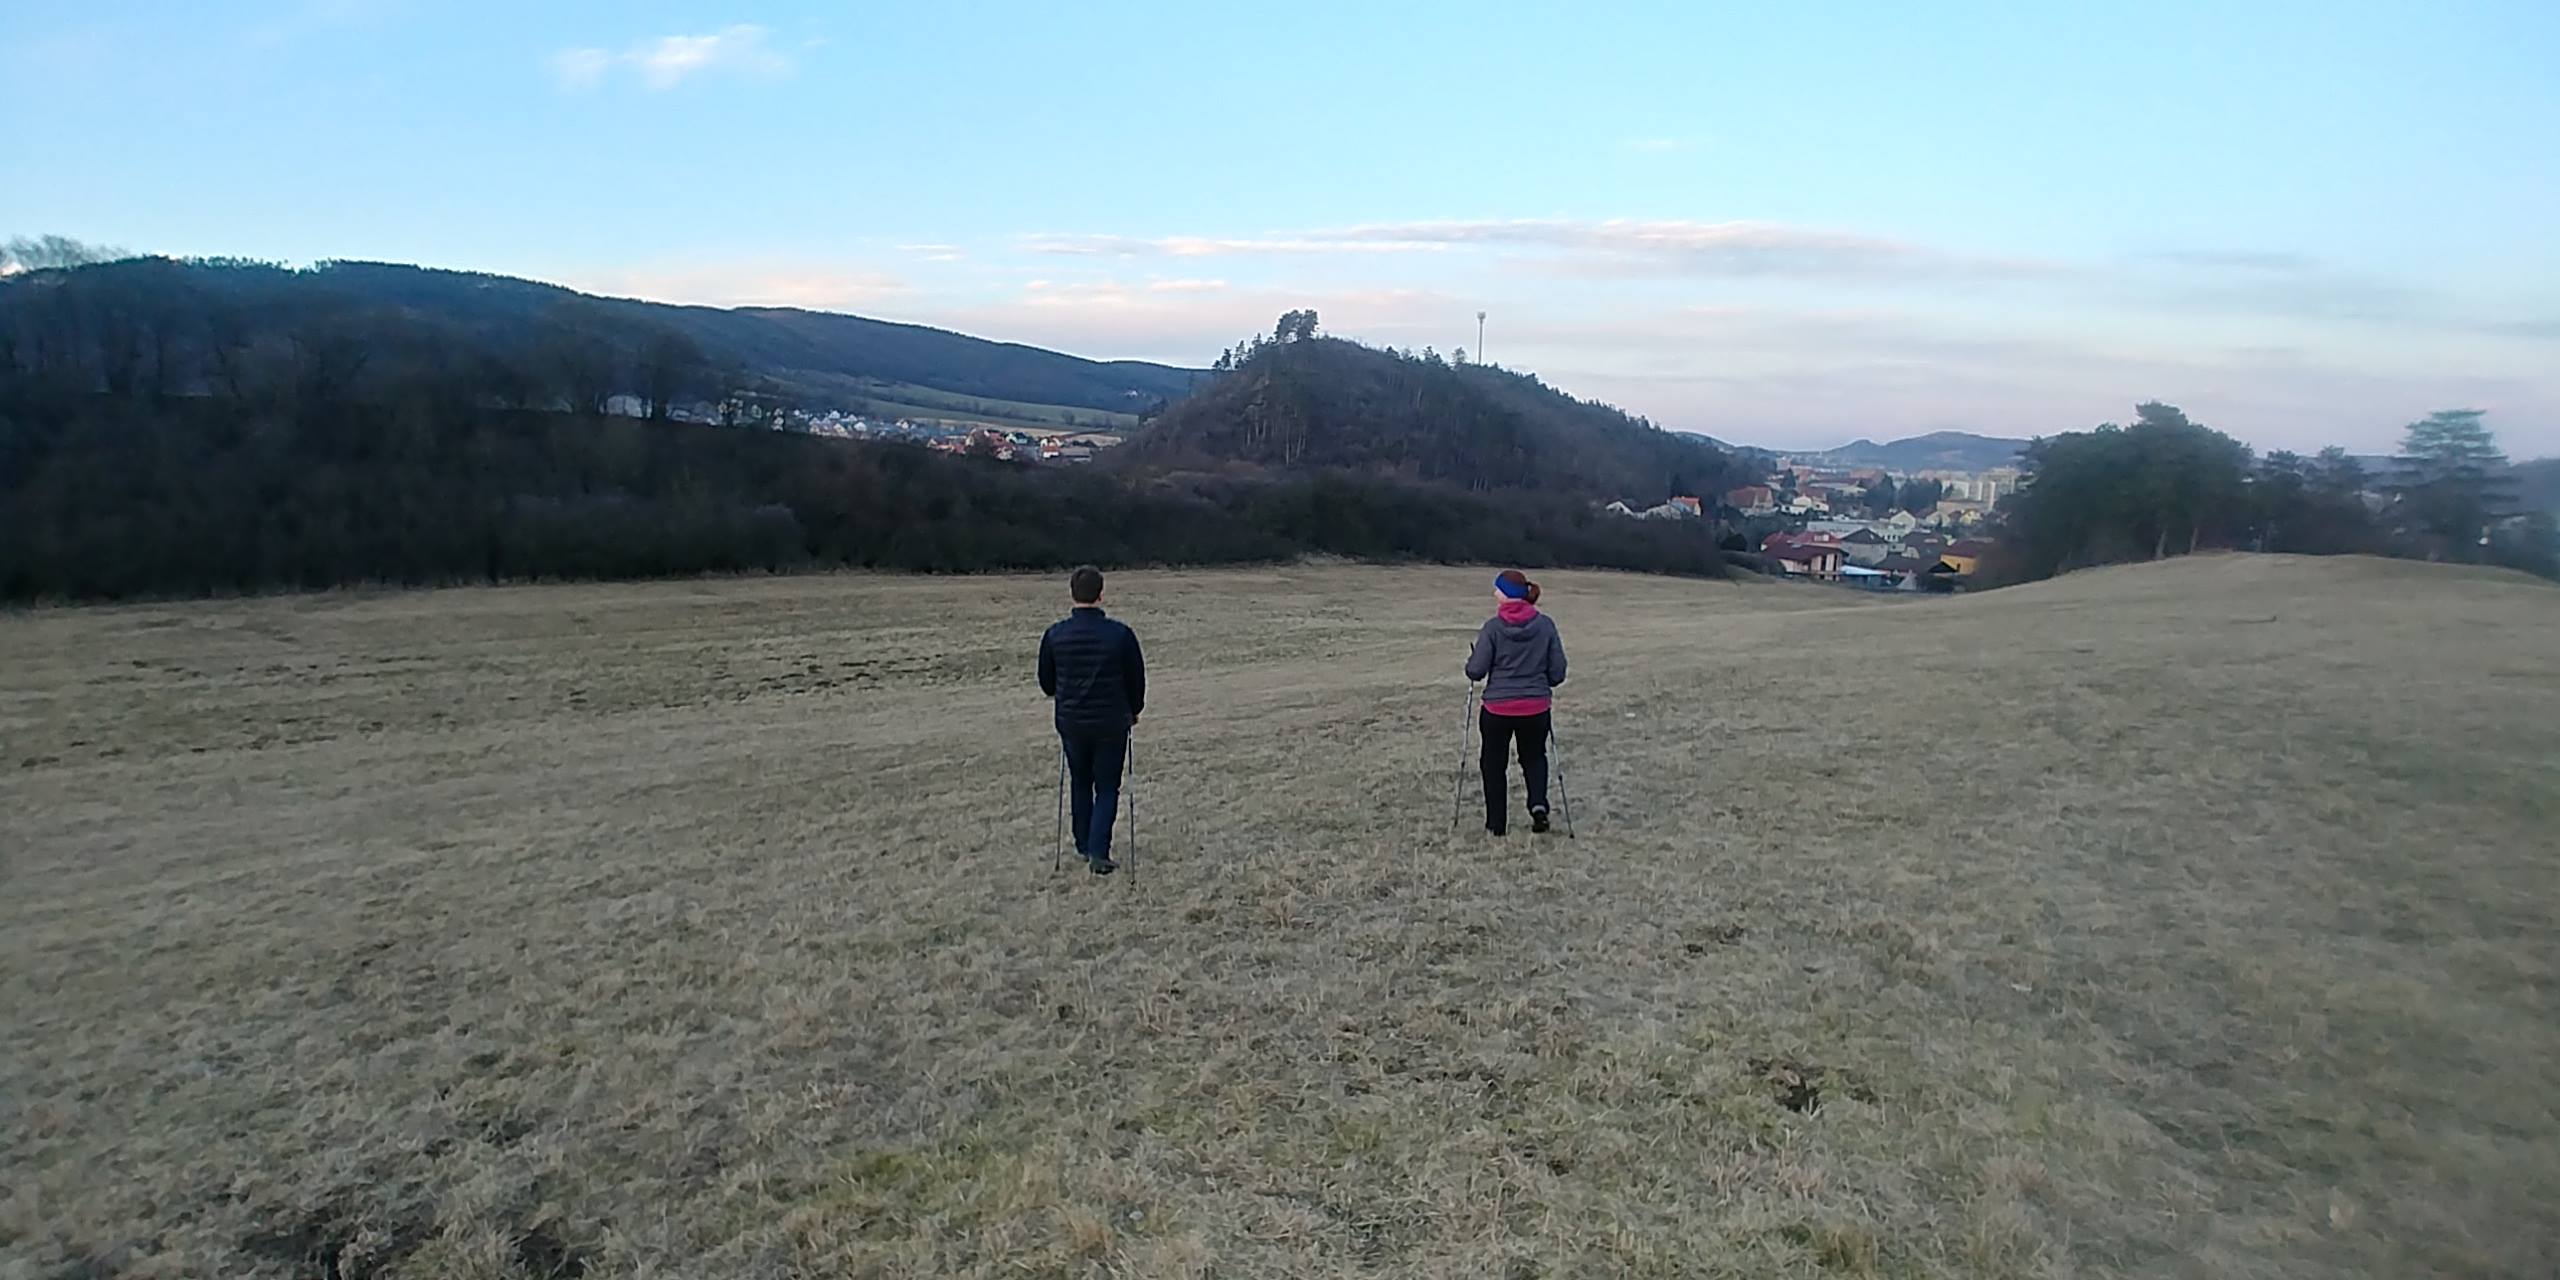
1037, 565, 1145, 874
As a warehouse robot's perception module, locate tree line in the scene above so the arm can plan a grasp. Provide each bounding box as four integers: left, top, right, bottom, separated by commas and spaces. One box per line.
0, 268, 1731, 600
1988, 402, 2554, 583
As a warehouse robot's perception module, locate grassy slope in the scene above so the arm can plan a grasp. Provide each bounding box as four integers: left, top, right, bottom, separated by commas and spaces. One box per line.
821, 378, 1139, 433
2, 557, 2554, 1277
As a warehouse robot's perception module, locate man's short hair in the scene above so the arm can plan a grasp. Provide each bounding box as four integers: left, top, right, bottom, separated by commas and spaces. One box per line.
1069, 565, 1105, 604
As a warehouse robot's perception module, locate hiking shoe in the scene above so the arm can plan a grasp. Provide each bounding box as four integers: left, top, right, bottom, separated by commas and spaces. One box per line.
1484, 823, 1507, 838
1530, 806, 1551, 834
1089, 853, 1119, 876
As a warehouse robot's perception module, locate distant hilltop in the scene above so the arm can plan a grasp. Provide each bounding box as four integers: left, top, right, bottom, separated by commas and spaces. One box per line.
1693, 430, 2030, 474
1801, 431, 2030, 472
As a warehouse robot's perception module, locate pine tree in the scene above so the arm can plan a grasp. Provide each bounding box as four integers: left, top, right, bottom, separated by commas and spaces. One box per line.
2392, 409, 2510, 560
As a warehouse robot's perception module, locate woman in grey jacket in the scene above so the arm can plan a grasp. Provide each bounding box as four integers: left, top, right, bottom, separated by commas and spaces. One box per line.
1464, 569, 1568, 835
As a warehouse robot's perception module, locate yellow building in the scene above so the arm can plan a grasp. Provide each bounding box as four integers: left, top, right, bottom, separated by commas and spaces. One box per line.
1937, 539, 1996, 576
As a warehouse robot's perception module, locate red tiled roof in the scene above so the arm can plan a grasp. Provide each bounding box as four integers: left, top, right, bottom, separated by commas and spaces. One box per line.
1764, 531, 1842, 550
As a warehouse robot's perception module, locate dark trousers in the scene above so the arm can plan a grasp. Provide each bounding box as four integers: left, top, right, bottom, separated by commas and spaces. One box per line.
1059, 726, 1128, 859
1479, 708, 1551, 833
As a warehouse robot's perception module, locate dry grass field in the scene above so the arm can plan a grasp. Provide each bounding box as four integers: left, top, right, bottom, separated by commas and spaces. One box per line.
4, 556, 2556, 1278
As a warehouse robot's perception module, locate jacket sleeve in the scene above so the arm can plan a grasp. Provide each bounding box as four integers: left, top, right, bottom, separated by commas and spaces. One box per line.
1546, 624, 1568, 688
1122, 626, 1146, 720
1464, 621, 1493, 682
1037, 627, 1057, 698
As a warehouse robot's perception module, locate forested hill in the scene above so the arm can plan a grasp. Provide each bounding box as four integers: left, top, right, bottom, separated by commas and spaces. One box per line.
3, 257, 1200, 415
1122, 334, 1740, 501
1796, 430, 2029, 472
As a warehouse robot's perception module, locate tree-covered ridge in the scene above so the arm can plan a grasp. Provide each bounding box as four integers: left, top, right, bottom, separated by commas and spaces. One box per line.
1127, 321, 1741, 501
0, 254, 1199, 420
1992, 403, 2554, 583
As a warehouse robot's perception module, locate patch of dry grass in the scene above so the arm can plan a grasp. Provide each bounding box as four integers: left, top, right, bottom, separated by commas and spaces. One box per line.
3, 556, 2555, 1277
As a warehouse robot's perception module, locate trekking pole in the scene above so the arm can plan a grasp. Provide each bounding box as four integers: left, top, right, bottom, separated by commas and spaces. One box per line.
1550, 719, 1578, 840
1448, 682, 1479, 829
1053, 746, 1068, 873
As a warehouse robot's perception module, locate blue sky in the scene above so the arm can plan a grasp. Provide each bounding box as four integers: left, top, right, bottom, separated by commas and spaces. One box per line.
7, 1, 2556, 454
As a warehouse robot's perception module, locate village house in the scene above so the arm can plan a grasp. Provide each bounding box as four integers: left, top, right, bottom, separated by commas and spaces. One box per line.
1723, 485, 1777, 515
1940, 538, 1997, 576
1807, 518, 1891, 541
1840, 526, 1891, 566
1765, 543, 1846, 581
1876, 552, 1932, 582
1930, 499, 1991, 529
1762, 530, 1843, 553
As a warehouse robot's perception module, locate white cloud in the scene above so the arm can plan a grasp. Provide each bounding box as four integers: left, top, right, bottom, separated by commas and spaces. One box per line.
1020, 232, 1434, 257
1022, 219, 2055, 280
1012, 277, 1236, 309
896, 243, 967, 262
559, 260, 907, 310
631, 25, 788, 89
551, 24, 792, 92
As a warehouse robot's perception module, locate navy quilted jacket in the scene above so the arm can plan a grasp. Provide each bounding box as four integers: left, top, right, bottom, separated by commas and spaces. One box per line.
1038, 608, 1146, 732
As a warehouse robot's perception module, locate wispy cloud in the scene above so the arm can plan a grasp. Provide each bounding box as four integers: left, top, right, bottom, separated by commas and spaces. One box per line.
1023, 219, 2055, 281
2135, 249, 2320, 273
1020, 233, 1432, 257
552, 24, 792, 92
2119, 248, 2522, 334
1018, 278, 1232, 305
896, 243, 966, 262
559, 260, 906, 310
2484, 317, 2560, 342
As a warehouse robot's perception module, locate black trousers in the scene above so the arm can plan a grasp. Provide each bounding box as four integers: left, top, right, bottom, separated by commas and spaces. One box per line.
1479, 707, 1551, 833
1059, 726, 1128, 858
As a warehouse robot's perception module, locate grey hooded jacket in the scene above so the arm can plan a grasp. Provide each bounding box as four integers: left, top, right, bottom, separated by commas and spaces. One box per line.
1465, 608, 1567, 705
